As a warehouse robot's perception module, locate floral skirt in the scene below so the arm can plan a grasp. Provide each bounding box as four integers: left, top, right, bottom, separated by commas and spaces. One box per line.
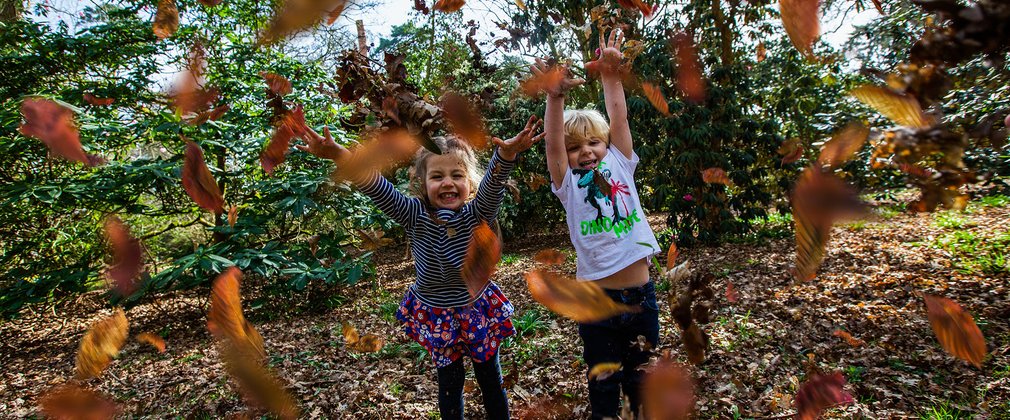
396, 283, 516, 368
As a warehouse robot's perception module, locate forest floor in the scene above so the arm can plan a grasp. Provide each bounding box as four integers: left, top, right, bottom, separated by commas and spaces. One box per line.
2, 196, 1009, 419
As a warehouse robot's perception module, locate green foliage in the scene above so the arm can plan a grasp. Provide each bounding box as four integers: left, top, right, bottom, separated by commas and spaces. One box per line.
934, 230, 1010, 275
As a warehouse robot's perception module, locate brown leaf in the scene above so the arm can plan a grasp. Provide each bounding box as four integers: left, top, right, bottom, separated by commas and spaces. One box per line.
725, 282, 739, 303
641, 82, 670, 116
525, 269, 640, 323
259, 0, 348, 44
75, 309, 129, 380
325, 1, 346, 25
641, 357, 695, 420
791, 167, 862, 281
701, 167, 733, 186
198, 0, 222, 6
104, 216, 143, 297
514, 0, 526, 10
228, 204, 238, 227
818, 122, 869, 168
534, 249, 565, 266
779, 0, 820, 57
832, 329, 864, 347
342, 322, 384, 352
39, 383, 118, 420
923, 294, 986, 367
673, 32, 705, 102
665, 241, 679, 271
219, 342, 301, 419
261, 107, 307, 175
153, 0, 179, 39
756, 41, 767, 62
519, 65, 566, 98
332, 128, 419, 183
207, 267, 265, 361
525, 173, 549, 190
588, 362, 622, 381
182, 141, 225, 214
20, 98, 92, 166
83, 93, 114, 106
440, 92, 489, 149
778, 138, 804, 164
795, 372, 854, 420
617, 0, 654, 17
170, 45, 219, 116
261, 72, 293, 97
188, 104, 230, 125
851, 85, 930, 128
135, 332, 167, 353
682, 323, 707, 364
461, 222, 501, 299
413, 0, 430, 14
433, 0, 465, 12
355, 229, 394, 251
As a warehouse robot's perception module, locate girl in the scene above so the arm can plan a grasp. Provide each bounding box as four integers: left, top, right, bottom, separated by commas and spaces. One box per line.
297, 116, 544, 420
535, 29, 661, 419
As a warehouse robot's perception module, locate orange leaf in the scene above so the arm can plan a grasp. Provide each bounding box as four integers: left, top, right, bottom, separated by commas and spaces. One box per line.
519, 65, 566, 98
325, 1, 346, 25
135, 332, 167, 353
259, 0, 348, 44
701, 167, 733, 186
588, 362, 622, 381
674, 31, 705, 103
342, 322, 384, 353
75, 309, 129, 380
261, 107, 307, 175
188, 104, 230, 126
534, 249, 565, 266
832, 329, 864, 347
440, 92, 489, 149
525, 173, 549, 190
641, 82, 670, 116
40, 383, 118, 420
332, 128, 419, 183
525, 269, 639, 323
795, 372, 853, 420
198, 0, 222, 6
725, 282, 739, 303
851, 85, 930, 128
19, 98, 93, 166
462, 222, 501, 298
261, 72, 293, 97
514, 0, 526, 10
207, 267, 265, 360
641, 357, 695, 420
923, 294, 986, 367
756, 42, 767, 63
83, 93, 114, 106
219, 342, 301, 419
182, 141, 225, 214
153, 0, 179, 39
616, 0, 653, 17
433, 0, 465, 12
818, 122, 869, 168
791, 167, 862, 281
104, 216, 143, 297
355, 229, 394, 251
665, 242, 678, 271
778, 138, 804, 164
779, 0, 820, 58
228, 204, 238, 227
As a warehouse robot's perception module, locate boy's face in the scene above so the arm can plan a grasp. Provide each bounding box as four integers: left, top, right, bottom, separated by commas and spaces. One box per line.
566, 136, 608, 170
424, 153, 471, 210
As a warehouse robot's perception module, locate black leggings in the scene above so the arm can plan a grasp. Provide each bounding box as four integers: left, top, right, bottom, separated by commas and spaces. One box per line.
436, 354, 509, 420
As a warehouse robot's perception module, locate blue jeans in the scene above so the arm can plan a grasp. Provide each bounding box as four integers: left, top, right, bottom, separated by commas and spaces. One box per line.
436, 353, 509, 420
578, 281, 660, 419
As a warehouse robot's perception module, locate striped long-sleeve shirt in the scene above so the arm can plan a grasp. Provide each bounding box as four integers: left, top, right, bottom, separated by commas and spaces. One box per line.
358, 149, 517, 308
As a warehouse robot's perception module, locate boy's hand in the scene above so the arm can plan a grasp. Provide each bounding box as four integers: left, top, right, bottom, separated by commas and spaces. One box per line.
529, 59, 584, 98
586, 28, 625, 78
296, 126, 347, 162
493, 115, 545, 161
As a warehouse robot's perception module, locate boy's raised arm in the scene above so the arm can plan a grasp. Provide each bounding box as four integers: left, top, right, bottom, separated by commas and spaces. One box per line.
595, 29, 634, 159
531, 59, 583, 189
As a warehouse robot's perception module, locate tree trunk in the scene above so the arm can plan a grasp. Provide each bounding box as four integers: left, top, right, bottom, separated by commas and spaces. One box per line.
711, 0, 734, 68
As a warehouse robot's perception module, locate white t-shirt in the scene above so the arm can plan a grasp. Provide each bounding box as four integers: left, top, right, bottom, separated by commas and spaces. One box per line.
551, 145, 660, 280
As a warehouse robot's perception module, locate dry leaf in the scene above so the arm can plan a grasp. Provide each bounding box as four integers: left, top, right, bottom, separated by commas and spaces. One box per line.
153, 0, 179, 39
219, 341, 301, 419
534, 249, 565, 266
514, 0, 526, 10
207, 267, 265, 360
664, 260, 692, 283
526, 269, 639, 323
617, 0, 653, 17
795, 372, 854, 420
83, 93, 114, 106
832, 330, 864, 347
725, 282, 739, 303
228, 205, 238, 227
674, 32, 705, 102
440, 92, 489, 149
261, 106, 308, 175
923, 294, 986, 367
261, 72, 293, 97
520, 65, 567, 98
779, 0, 820, 58
641, 357, 695, 420
779, 138, 804, 164
818, 122, 869, 168
682, 323, 707, 364
433, 0, 465, 12
135, 332, 167, 353
851, 85, 930, 128
791, 167, 862, 281
75, 309, 129, 380
525, 173, 549, 190
325, 1, 346, 25
182, 141, 225, 214
641, 82, 670, 116
331, 128, 420, 183
198, 0, 223, 6
756, 42, 767, 62
461, 222, 501, 299
259, 0, 348, 44
170, 45, 218, 116
665, 241, 679, 270
342, 322, 384, 353
701, 167, 733, 186
20, 98, 93, 166
104, 216, 143, 297
588, 362, 622, 381
39, 383, 118, 420
355, 229, 394, 251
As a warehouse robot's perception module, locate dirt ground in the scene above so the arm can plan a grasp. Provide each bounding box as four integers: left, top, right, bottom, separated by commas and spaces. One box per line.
2, 201, 1008, 419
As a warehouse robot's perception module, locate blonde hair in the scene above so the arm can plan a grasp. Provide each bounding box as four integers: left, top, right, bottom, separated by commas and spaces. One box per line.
408, 135, 482, 205
563, 109, 611, 146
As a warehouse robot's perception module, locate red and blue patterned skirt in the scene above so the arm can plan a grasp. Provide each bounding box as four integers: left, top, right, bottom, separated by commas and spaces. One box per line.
396, 283, 516, 368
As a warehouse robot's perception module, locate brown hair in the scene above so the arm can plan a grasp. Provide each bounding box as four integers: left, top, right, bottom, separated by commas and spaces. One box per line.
408, 135, 483, 205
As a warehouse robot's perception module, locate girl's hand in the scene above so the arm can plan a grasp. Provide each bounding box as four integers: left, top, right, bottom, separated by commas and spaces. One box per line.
296, 126, 347, 162
493, 115, 545, 161
529, 58, 585, 98
587, 28, 625, 78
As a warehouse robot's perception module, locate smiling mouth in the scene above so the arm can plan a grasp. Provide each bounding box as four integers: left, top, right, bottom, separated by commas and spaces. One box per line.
579, 159, 598, 169
438, 192, 459, 201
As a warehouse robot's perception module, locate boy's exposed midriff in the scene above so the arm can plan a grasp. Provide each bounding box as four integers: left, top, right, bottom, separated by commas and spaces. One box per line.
593, 257, 650, 290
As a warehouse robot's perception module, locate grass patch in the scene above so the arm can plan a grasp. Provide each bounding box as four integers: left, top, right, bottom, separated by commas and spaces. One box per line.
932, 211, 976, 230
933, 230, 1010, 274
501, 253, 523, 265
873, 205, 903, 220
918, 400, 973, 420
977, 194, 1010, 208
728, 212, 793, 244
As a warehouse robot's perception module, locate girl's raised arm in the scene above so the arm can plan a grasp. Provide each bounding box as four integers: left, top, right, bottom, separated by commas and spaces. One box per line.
471, 115, 544, 222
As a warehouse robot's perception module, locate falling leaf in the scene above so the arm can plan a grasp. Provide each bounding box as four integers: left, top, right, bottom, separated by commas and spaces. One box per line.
228, 205, 238, 227
616, 0, 653, 17
135, 332, 167, 353
413, 0, 430, 14
342, 322, 384, 353
923, 294, 986, 367
525, 173, 549, 190
19, 98, 93, 166
526, 269, 639, 323
188, 104, 230, 125
104, 216, 143, 297
818, 122, 869, 168
870, 0, 884, 14
153, 0, 179, 39
665, 242, 679, 270
664, 260, 692, 283
170, 45, 219, 116
198, 0, 222, 6
779, 138, 804, 164
355, 229, 394, 251
261, 106, 307, 175
332, 128, 420, 183
75, 309, 129, 380
779, 0, 820, 57
207, 267, 265, 360
182, 141, 225, 214
261, 72, 293, 97
433, 0, 465, 12
520, 65, 566, 98
791, 167, 862, 281
40, 383, 118, 420
641, 357, 695, 420
795, 372, 854, 420
641, 82, 670, 116
851, 85, 930, 128
756, 42, 767, 62
725, 282, 739, 303
898, 162, 933, 178
534, 249, 565, 266
588, 362, 622, 381
461, 222, 501, 299
219, 342, 301, 419
259, 0, 348, 44
83, 93, 114, 106
832, 330, 864, 347
701, 167, 733, 186
440, 92, 489, 149
673, 31, 706, 102
682, 323, 707, 364
514, 0, 526, 10
505, 179, 522, 203
325, 1, 346, 25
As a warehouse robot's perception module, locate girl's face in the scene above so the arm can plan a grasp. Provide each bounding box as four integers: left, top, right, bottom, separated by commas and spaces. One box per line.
424, 153, 472, 210
566, 136, 608, 170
